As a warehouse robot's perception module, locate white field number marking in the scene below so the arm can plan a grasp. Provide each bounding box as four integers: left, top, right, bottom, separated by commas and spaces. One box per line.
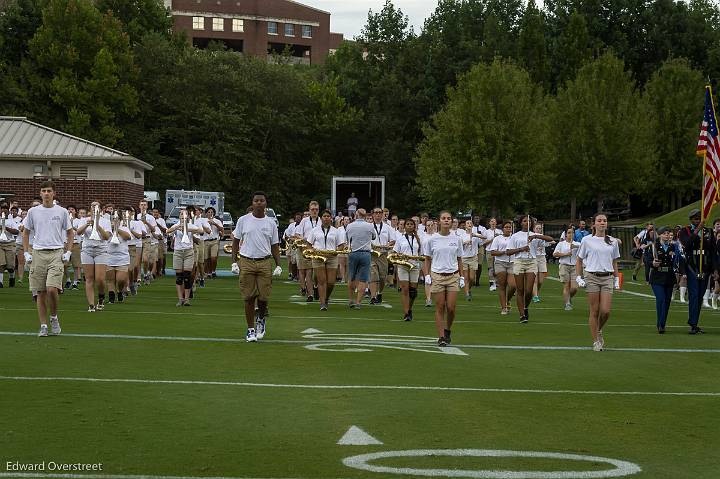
302, 333, 468, 356
342, 448, 642, 478
337, 425, 383, 445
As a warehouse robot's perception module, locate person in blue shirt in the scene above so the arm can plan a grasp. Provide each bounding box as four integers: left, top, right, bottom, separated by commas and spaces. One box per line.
573, 220, 591, 242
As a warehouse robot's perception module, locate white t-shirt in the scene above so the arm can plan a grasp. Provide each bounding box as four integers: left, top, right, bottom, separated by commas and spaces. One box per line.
15, 218, 25, 246
393, 233, 423, 269
459, 230, 481, 258
370, 222, 394, 247
309, 225, 346, 250
232, 213, 279, 258
0, 215, 18, 243
137, 212, 157, 232
24, 204, 72, 250
534, 239, 549, 257
507, 231, 544, 260
577, 235, 620, 273
129, 220, 144, 247
107, 226, 131, 266
553, 240, 581, 266
487, 235, 512, 263
155, 217, 167, 239
297, 216, 321, 240
206, 217, 223, 240
71, 217, 84, 244
193, 216, 209, 241
284, 223, 296, 239
173, 223, 201, 251
425, 233, 463, 273
80, 216, 112, 250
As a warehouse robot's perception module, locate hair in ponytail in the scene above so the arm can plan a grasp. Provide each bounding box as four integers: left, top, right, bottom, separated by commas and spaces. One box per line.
593, 213, 614, 245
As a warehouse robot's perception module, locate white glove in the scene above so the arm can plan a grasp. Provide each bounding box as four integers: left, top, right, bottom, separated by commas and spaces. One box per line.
231, 262, 240, 274
459, 276, 466, 288
62, 251, 71, 263
614, 276, 621, 289
24, 251, 32, 264
576, 275, 586, 288
424, 275, 432, 285
273, 265, 282, 277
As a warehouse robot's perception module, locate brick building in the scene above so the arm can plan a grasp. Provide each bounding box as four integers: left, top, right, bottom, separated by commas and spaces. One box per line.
168, 0, 343, 64
0, 117, 152, 209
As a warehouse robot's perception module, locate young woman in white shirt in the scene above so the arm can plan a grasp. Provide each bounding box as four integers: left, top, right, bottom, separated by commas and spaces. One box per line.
393, 218, 422, 321
553, 226, 581, 310
308, 210, 347, 311
487, 220, 516, 314
483, 217, 503, 291
531, 222, 554, 303
505, 215, 553, 323
105, 211, 133, 304
76, 201, 112, 311
424, 211, 464, 347
167, 206, 203, 306
420, 219, 437, 307
460, 219, 482, 300
575, 213, 621, 351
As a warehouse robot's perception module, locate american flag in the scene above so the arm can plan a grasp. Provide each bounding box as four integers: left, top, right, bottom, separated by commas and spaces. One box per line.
697, 87, 720, 220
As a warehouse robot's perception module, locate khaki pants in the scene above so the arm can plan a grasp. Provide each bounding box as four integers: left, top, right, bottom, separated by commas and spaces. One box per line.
29, 249, 64, 292
239, 256, 273, 301
0, 242, 14, 270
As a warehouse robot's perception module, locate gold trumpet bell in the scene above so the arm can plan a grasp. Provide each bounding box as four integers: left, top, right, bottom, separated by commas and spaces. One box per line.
223, 244, 233, 254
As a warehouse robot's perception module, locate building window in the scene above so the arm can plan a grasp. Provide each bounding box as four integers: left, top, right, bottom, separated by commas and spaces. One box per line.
192, 16, 204, 30
212, 18, 224, 31
232, 18, 244, 32
302, 25, 312, 38
284, 23, 294, 36
268, 21, 277, 35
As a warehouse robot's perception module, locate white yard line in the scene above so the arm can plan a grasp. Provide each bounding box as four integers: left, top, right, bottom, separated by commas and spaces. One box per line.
0, 375, 717, 397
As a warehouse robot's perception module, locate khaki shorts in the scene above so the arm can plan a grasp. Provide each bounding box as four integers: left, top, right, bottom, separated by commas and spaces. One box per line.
397, 264, 420, 283
15, 244, 24, 256
288, 246, 297, 264
0, 242, 14, 269
431, 271, 460, 294
205, 239, 219, 259
239, 256, 273, 301
107, 265, 129, 272
586, 272, 614, 294
195, 239, 205, 263
173, 248, 194, 271
70, 243, 82, 268
536, 254, 547, 273
513, 258, 538, 275
148, 244, 158, 263
29, 249, 64, 292
141, 238, 151, 262
462, 256, 478, 271
494, 260, 513, 275
297, 248, 312, 270
312, 256, 339, 270
559, 264, 575, 282
476, 246, 485, 265
370, 254, 388, 282
128, 245, 137, 268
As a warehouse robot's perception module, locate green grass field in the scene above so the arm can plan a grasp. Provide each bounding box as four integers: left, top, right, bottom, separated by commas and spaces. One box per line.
1, 257, 719, 479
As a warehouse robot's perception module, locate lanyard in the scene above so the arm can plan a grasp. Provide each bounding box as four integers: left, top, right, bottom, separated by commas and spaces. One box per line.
309, 217, 318, 229
323, 226, 330, 249
405, 234, 415, 255
374, 222, 384, 243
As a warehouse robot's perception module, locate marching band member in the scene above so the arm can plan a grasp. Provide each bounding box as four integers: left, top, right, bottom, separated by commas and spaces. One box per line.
393, 218, 422, 321
338, 215, 351, 283
506, 215, 553, 323
230, 191, 282, 342
471, 215, 487, 287
0, 202, 20, 288
192, 206, 211, 287
168, 206, 202, 306
420, 219, 437, 307
67, 206, 85, 290
308, 210, 347, 310
531, 222, 554, 303
137, 200, 157, 285
106, 211, 132, 304
424, 211, 463, 347
204, 207, 223, 279
295, 202, 321, 301
284, 213, 302, 281
76, 201, 111, 311
486, 220, 516, 314
23, 181, 74, 336
461, 219, 484, 300
575, 213, 621, 351
369, 207, 396, 304
153, 208, 168, 277
13, 207, 26, 285
553, 226, 581, 310
344, 208, 376, 308
483, 217, 503, 291
128, 207, 144, 295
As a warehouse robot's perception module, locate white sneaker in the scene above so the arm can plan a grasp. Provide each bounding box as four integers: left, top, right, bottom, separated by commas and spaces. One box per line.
256, 318, 266, 340
246, 328, 257, 342
703, 300, 711, 308
38, 324, 48, 337
598, 330, 604, 349
592, 340, 603, 352
50, 316, 61, 335
564, 303, 573, 311
489, 283, 497, 292
500, 308, 508, 315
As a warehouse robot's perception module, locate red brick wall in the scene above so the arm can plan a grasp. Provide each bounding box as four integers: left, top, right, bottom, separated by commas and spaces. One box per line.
0, 178, 144, 210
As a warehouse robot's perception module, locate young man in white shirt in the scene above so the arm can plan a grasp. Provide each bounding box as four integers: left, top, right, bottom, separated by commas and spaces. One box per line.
231, 191, 282, 342
294, 201, 321, 301
369, 207, 396, 304
0, 203, 20, 287
153, 208, 168, 278
137, 200, 157, 285
203, 206, 223, 279
23, 181, 74, 336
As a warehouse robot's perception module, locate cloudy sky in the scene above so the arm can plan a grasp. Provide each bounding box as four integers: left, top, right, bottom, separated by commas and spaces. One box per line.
299, 0, 437, 39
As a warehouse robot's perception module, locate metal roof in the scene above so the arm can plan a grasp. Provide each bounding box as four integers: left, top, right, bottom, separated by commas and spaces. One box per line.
0, 116, 152, 170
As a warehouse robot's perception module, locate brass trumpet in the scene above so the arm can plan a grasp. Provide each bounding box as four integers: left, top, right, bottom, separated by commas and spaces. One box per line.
387, 252, 425, 269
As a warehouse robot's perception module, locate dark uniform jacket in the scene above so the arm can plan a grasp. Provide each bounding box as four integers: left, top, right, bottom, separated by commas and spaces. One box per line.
648, 240, 678, 286
678, 225, 715, 275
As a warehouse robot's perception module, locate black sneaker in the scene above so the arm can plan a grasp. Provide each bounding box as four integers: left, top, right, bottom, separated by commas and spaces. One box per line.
72, 283, 79, 290
369, 297, 378, 305
199, 279, 205, 288
108, 291, 115, 304
444, 329, 452, 344
118, 291, 124, 303
9, 277, 15, 288
524, 308, 529, 321
377, 293, 383, 303
437, 337, 448, 347
403, 313, 411, 321
313, 287, 319, 300
65, 280, 71, 289
657, 327, 665, 334
520, 315, 528, 323
212, 272, 217, 278
689, 326, 704, 335
300, 288, 307, 297
306, 295, 313, 302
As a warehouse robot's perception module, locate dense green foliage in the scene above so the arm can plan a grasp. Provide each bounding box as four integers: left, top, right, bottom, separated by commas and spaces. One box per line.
2, 0, 720, 217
